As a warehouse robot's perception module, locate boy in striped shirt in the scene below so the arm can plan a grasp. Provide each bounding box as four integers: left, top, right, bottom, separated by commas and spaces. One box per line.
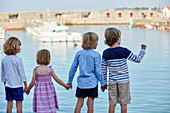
102, 27, 146, 113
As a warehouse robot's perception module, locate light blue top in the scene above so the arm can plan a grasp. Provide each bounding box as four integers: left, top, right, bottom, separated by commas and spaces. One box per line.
68, 49, 105, 89
1, 55, 27, 88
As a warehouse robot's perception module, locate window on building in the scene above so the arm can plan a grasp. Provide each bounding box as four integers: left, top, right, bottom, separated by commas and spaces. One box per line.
107, 13, 110, 18
141, 13, 145, 16
142, 13, 147, 18
83, 12, 91, 18
55, 13, 62, 18
9, 14, 18, 19
130, 13, 133, 17
118, 13, 122, 17
40, 14, 43, 19
150, 13, 153, 17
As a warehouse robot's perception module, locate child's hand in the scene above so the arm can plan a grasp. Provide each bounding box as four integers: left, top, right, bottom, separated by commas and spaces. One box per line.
65, 84, 72, 90
24, 88, 30, 95
24, 86, 27, 92
141, 44, 147, 50
67, 83, 72, 89
101, 84, 108, 92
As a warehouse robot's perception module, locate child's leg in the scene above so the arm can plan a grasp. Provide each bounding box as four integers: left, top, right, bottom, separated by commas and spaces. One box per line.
87, 97, 94, 113
16, 101, 22, 113
120, 104, 127, 113
109, 104, 116, 113
74, 97, 84, 113
7, 100, 13, 113
118, 82, 130, 113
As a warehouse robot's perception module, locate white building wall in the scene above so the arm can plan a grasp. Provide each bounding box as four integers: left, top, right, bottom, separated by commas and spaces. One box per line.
163, 7, 170, 17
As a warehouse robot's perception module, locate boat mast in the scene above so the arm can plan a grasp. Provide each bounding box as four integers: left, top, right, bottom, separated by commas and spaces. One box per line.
47, 8, 51, 22
157, 0, 159, 12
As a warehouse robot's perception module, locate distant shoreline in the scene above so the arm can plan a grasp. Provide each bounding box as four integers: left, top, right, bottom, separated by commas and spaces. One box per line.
0, 8, 169, 29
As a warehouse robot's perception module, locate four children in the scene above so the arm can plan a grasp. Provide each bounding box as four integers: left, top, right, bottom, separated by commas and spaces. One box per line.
1, 27, 146, 113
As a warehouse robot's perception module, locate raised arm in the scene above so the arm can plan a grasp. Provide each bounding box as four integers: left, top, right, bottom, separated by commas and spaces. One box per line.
127, 44, 146, 63
51, 68, 70, 90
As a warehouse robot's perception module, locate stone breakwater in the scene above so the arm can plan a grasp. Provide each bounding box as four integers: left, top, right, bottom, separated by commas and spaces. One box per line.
0, 9, 169, 29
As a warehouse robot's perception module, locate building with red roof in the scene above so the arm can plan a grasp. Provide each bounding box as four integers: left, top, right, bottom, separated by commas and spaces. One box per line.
163, 6, 170, 17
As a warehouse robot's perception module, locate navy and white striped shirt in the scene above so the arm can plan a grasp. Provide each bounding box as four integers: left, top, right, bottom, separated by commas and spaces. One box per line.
102, 46, 145, 83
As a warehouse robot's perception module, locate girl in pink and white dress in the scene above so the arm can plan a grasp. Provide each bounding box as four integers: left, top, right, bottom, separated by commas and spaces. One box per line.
25, 49, 71, 113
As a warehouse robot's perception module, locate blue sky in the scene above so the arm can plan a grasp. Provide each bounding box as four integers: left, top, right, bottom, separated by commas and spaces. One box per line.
0, 0, 169, 13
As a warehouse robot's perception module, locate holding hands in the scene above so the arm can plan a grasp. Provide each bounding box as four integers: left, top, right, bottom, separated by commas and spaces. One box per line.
24, 88, 30, 95
65, 83, 72, 90
101, 84, 108, 92
24, 83, 72, 95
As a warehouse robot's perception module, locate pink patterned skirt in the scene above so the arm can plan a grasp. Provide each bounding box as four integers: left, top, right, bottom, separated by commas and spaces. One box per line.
33, 74, 59, 113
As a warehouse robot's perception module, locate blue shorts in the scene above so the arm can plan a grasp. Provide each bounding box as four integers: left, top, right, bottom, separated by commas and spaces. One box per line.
76, 85, 98, 98
5, 86, 23, 101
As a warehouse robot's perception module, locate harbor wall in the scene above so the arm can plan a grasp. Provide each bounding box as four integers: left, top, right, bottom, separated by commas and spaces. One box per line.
131, 17, 170, 27
0, 9, 169, 29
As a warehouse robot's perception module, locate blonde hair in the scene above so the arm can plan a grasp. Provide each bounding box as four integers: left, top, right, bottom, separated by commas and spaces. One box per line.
104, 27, 121, 46
3, 37, 21, 55
36, 49, 50, 65
82, 32, 98, 49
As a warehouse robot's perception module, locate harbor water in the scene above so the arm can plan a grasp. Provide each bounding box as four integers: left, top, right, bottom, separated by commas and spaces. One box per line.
0, 25, 170, 113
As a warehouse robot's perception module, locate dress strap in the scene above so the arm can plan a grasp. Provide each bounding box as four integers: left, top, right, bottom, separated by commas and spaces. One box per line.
34, 66, 39, 74
49, 66, 52, 74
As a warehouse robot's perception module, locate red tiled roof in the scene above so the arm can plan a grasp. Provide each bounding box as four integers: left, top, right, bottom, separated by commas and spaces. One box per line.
165, 7, 170, 10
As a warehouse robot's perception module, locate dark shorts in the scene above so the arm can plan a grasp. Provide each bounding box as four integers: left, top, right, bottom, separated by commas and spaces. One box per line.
5, 86, 23, 101
75, 85, 98, 98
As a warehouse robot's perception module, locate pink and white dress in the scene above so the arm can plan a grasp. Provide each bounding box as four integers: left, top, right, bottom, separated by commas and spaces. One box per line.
33, 66, 59, 113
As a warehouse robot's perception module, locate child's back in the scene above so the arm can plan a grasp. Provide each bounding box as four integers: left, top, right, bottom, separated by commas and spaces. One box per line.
69, 49, 104, 89
102, 46, 145, 83
25, 49, 70, 113
2, 55, 26, 88
102, 27, 146, 113
33, 66, 59, 112
68, 32, 106, 113
1, 37, 27, 113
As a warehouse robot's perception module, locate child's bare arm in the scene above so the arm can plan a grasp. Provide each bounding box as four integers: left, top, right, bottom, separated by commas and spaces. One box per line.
25, 70, 36, 95
67, 83, 72, 89
51, 68, 71, 90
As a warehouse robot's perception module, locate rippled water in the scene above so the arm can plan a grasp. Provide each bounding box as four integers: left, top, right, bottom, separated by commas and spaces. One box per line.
0, 25, 170, 113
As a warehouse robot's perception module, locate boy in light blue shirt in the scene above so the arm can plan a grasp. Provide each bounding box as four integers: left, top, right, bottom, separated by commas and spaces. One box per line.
68, 32, 107, 113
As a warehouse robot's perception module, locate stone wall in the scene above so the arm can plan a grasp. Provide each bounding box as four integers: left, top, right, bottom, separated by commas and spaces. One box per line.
0, 9, 169, 29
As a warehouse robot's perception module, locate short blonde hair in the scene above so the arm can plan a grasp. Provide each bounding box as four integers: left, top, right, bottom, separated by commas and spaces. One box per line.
3, 37, 21, 55
104, 27, 121, 46
36, 49, 50, 65
82, 32, 98, 49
